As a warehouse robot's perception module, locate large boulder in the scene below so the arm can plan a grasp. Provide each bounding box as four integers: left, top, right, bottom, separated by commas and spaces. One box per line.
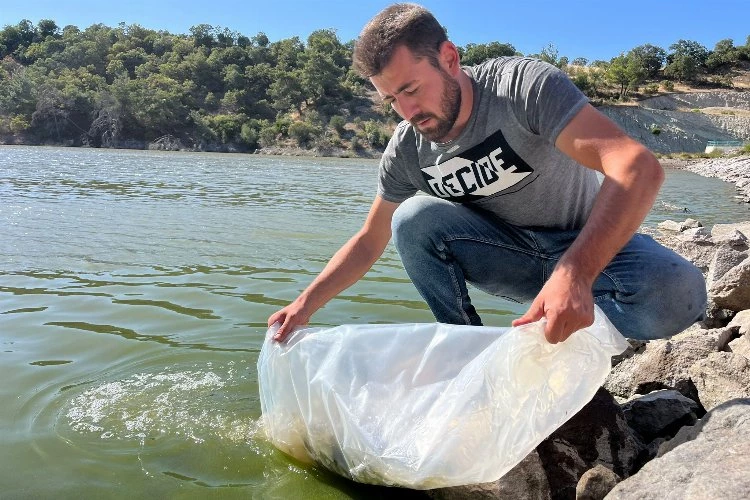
688, 351, 750, 410
620, 390, 701, 442
426, 451, 550, 500
428, 389, 643, 500
536, 389, 643, 500
605, 399, 750, 499
705, 242, 748, 288
708, 257, 750, 311
604, 324, 731, 402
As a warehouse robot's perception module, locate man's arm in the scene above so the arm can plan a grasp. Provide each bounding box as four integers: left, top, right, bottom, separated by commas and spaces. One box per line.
512, 104, 664, 343
268, 195, 400, 341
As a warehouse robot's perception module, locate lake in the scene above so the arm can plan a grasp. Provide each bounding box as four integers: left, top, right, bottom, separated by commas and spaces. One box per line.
1, 146, 748, 498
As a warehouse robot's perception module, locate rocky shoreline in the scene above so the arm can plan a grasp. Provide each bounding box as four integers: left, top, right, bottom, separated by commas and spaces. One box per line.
662, 154, 750, 203
424, 158, 750, 500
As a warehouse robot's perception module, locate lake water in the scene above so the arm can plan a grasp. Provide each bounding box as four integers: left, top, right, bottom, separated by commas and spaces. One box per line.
1, 146, 748, 498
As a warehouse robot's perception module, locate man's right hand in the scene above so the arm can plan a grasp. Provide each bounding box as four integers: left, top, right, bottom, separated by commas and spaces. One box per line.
267, 301, 311, 342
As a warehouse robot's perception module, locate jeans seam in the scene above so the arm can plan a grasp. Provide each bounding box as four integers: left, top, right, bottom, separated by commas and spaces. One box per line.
443, 236, 544, 258
447, 261, 472, 324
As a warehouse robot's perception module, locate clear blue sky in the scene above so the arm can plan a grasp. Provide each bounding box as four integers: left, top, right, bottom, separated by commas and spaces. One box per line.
3, 0, 749, 62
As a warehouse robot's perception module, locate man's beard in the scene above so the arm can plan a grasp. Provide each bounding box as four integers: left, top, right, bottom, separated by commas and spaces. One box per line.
411, 70, 462, 143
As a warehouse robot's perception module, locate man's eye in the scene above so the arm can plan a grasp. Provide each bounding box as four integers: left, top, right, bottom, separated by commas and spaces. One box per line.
404, 87, 418, 95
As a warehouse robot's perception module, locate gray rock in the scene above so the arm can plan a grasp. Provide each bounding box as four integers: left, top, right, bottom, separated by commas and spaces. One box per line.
606, 399, 750, 499
575, 465, 621, 500
537, 389, 643, 500
427, 451, 550, 500
689, 351, 750, 410
657, 220, 683, 232
604, 325, 728, 401
705, 243, 748, 288
727, 309, 750, 335
711, 224, 750, 244
672, 240, 715, 273
621, 390, 701, 442
728, 335, 750, 359
678, 226, 711, 243
709, 257, 750, 311
681, 218, 702, 230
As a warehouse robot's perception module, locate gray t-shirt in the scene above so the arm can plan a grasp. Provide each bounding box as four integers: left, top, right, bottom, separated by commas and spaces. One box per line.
377, 57, 600, 230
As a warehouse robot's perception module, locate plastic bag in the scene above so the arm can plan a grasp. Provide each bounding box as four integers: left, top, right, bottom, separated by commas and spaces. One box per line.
257, 306, 628, 489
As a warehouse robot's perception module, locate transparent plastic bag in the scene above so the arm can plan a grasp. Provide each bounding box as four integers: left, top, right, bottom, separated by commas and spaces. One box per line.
257, 306, 628, 489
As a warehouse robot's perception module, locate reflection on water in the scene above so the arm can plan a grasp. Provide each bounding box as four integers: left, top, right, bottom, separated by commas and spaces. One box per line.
0, 146, 747, 498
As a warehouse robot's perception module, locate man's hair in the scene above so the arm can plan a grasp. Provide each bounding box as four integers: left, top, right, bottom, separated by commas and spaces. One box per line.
353, 3, 447, 78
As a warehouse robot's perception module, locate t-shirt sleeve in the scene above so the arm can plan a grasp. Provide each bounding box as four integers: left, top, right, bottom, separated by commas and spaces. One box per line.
508, 59, 589, 144
377, 124, 419, 203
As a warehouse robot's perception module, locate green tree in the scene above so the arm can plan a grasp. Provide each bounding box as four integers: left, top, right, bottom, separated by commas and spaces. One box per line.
606, 53, 646, 99
628, 44, 666, 79
706, 39, 739, 70
665, 39, 709, 81
460, 42, 517, 66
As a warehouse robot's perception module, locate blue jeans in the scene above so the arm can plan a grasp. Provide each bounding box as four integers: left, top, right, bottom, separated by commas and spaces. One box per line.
391, 196, 707, 340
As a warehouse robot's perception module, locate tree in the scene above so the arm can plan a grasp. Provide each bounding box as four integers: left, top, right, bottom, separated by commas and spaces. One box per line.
706, 39, 739, 70
628, 44, 666, 79
460, 42, 517, 66
665, 39, 708, 81
606, 53, 646, 99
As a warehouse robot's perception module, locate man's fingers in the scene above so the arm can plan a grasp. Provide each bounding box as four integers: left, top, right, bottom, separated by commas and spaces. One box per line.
272, 316, 291, 342
543, 311, 565, 344
512, 301, 544, 327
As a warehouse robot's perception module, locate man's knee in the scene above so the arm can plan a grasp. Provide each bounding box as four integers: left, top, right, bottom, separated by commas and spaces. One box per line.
616, 256, 707, 340
391, 196, 450, 251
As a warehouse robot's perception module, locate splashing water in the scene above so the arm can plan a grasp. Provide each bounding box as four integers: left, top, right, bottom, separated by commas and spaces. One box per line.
65, 363, 264, 447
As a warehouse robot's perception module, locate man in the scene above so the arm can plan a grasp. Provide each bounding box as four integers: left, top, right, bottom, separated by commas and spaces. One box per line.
268, 3, 706, 344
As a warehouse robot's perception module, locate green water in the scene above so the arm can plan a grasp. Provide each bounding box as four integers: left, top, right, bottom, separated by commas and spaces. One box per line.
1, 146, 748, 498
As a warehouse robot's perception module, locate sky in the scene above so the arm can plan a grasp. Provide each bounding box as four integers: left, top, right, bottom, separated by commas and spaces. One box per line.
2, 0, 749, 62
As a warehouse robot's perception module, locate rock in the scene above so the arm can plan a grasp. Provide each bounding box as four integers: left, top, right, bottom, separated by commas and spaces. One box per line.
727, 309, 750, 335
606, 399, 750, 499
657, 220, 683, 232
688, 351, 750, 410
728, 335, 750, 359
575, 465, 621, 500
702, 297, 735, 327
427, 451, 550, 500
536, 389, 643, 500
677, 226, 711, 243
708, 257, 750, 311
604, 324, 729, 401
705, 243, 748, 288
681, 218, 702, 229
672, 239, 715, 273
621, 390, 701, 442
711, 224, 750, 243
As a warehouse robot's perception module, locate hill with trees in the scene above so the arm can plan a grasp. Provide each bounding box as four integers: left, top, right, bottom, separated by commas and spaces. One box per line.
0, 19, 748, 155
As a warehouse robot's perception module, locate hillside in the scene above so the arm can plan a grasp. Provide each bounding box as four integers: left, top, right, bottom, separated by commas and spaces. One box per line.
598, 72, 750, 154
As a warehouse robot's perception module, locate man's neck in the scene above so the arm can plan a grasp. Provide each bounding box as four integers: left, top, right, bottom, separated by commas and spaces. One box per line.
439, 69, 474, 144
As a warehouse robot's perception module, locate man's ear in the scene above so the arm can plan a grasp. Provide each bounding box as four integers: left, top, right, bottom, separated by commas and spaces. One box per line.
439, 41, 461, 75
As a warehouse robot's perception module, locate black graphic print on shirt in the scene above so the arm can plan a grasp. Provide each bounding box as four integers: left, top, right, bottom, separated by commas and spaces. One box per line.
421, 129, 537, 202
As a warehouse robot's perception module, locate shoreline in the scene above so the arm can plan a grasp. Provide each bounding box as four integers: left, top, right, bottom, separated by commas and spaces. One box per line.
660, 154, 750, 203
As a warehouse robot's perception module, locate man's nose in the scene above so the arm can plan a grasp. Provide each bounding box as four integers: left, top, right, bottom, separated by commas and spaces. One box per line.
395, 96, 420, 122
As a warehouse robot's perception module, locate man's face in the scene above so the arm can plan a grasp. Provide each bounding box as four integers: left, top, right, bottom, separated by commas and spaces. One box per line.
371, 45, 462, 143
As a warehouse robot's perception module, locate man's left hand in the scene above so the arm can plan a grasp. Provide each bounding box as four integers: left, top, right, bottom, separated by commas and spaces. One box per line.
511, 269, 595, 343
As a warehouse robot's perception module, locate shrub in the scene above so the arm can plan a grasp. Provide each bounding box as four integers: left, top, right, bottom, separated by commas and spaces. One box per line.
644, 83, 659, 94
329, 115, 346, 135
288, 121, 322, 147
661, 80, 675, 92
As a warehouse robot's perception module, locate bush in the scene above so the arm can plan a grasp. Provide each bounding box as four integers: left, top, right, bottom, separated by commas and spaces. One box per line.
661, 80, 675, 92
644, 83, 659, 94
288, 121, 322, 147
329, 115, 346, 135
